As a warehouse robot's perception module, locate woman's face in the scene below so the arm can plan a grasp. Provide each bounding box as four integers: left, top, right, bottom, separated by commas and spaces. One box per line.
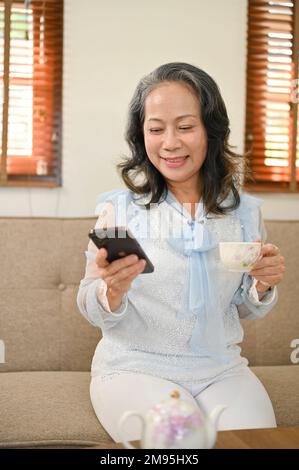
143, 81, 207, 191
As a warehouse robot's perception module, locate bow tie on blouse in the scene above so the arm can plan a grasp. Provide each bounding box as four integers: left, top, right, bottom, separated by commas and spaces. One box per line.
165, 194, 229, 364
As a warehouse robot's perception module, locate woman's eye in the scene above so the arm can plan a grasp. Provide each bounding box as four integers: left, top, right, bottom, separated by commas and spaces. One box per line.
149, 128, 162, 133
179, 126, 193, 130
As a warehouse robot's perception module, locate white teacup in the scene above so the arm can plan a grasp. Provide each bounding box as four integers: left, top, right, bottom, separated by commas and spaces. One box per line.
219, 242, 262, 272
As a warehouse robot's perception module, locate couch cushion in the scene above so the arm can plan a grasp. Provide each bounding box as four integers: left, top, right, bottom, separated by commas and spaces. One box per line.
1, 367, 298, 448
0, 286, 101, 372
0, 371, 113, 448
241, 221, 299, 366
0, 289, 61, 371
1, 219, 62, 289
0, 217, 101, 372
251, 365, 299, 427
0, 218, 298, 371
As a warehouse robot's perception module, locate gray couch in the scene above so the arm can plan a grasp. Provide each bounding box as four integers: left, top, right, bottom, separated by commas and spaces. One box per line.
0, 217, 298, 448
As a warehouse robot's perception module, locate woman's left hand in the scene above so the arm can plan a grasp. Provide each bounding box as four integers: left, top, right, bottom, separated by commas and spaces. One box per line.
249, 243, 285, 293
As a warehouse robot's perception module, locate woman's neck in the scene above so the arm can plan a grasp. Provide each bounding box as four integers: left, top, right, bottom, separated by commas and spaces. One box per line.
167, 187, 201, 219
167, 186, 201, 204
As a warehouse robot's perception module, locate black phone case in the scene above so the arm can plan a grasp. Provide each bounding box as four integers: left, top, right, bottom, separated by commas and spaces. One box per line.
88, 227, 154, 274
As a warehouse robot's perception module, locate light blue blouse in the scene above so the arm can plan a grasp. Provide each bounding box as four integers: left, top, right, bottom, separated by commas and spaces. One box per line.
77, 188, 277, 386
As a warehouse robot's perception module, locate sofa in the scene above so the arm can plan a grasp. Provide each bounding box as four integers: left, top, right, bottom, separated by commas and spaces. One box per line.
0, 216, 298, 448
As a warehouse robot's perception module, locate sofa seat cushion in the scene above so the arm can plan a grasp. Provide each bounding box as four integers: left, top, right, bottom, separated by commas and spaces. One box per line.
251, 365, 299, 427
0, 371, 113, 448
1, 367, 298, 448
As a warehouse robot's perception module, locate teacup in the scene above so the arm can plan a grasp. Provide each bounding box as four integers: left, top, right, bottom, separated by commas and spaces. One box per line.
219, 242, 262, 272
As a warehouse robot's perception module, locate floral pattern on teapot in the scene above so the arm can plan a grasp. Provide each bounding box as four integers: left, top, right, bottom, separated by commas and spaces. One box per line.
148, 391, 204, 448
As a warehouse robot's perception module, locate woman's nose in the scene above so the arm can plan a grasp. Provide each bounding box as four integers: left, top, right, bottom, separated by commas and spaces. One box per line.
162, 129, 181, 151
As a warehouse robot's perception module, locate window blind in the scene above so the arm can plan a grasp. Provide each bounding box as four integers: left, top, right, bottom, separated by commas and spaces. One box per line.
245, 0, 299, 192
0, 0, 63, 186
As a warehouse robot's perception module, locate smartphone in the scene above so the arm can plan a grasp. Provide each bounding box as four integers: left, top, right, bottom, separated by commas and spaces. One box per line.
88, 226, 154, 274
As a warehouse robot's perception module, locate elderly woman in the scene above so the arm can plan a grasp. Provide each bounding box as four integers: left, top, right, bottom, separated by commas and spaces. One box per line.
77, 62, 285, 443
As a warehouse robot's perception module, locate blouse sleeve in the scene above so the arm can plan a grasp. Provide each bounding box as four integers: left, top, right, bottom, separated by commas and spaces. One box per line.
232, 193, 278, 319
76, 189, 130, 330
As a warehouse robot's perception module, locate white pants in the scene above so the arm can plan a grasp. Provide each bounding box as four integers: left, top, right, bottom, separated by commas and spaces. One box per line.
90, 366, 277, 443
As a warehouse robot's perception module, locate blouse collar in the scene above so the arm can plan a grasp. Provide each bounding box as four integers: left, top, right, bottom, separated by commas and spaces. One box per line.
165, 189, 204, 222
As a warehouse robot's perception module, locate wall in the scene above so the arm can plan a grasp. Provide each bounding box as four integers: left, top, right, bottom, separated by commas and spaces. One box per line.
0, 0, 297, 219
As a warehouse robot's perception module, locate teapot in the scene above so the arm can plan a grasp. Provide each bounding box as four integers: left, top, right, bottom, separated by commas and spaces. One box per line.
118, 390, 226, 449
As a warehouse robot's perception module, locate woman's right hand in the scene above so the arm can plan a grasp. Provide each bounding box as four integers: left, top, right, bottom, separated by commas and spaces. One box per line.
95, 247, 146, 311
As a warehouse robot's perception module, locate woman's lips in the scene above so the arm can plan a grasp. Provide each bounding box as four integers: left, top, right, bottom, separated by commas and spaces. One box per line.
161, 156, 189, 168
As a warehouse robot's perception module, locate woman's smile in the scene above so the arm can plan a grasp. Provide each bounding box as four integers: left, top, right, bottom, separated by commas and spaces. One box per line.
160, 155, 189, 168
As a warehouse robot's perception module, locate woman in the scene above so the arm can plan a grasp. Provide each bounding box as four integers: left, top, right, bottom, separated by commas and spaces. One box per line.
77, 62, 285, 443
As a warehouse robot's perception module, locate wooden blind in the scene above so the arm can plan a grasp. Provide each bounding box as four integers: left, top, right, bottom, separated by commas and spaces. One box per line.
245, 0, 299, 192
0, 0, 63, 186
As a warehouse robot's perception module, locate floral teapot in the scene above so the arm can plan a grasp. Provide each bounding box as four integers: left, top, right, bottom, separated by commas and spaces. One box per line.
118, 390, 226, 449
